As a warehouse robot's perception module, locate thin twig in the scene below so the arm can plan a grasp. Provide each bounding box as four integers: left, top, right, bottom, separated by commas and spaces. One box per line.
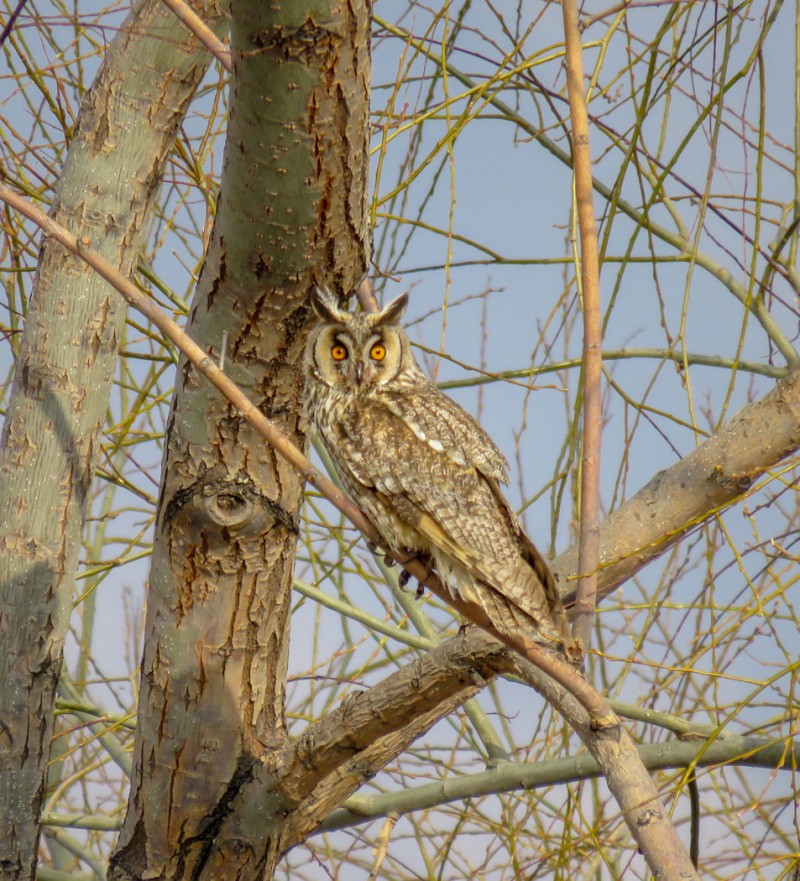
367, 813, 398, 881
561, 0, 602, 653
0, 0, 30, 50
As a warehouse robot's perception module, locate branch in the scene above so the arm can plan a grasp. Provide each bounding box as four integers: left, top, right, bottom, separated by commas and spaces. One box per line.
39, 725, 798, 837
317, 728, 799, 833
561, 0, 603, 649
161, 0, 232, 70
555, 363, 800, 605
263, 635, 508, 800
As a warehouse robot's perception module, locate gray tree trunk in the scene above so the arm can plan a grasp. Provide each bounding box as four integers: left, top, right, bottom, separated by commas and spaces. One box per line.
108, 1, 372, 878
0, 3, 224, 877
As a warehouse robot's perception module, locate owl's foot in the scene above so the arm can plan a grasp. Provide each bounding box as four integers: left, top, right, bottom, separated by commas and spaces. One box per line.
398, 569, 425, 596
533, 634, 585, 672
366, 539, 396, 567
396, 553, 434, 599
397, 564, 430, 600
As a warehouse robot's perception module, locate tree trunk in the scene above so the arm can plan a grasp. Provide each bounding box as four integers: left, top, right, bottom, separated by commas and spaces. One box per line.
108, 1, 372, 878
0, 3, 222, 877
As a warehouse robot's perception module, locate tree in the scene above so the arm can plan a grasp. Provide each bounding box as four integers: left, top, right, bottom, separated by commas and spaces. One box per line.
1, 1, 798, 879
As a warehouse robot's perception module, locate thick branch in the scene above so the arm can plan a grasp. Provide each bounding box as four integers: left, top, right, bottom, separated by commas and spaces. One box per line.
317, 730, 798, 833
514, 655, 697, 876
555, 363, 800, 605
263, 629, 513, 804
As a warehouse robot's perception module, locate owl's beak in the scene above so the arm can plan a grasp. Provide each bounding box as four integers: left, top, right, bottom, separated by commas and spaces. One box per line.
354, 360, 365, 385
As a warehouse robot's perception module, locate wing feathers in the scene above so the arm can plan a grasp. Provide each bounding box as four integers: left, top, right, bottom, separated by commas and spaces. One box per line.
382, 389, 509, 483
326, 391, 568, 645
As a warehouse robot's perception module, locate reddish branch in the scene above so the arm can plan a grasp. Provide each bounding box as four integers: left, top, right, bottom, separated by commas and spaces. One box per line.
0, 185, 605, 723
161, 0, 232, 70
561, 0, 603, 652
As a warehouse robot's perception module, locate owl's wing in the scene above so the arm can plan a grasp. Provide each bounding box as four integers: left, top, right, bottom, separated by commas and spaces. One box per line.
482, 481, 565, 619
330, 389, 567, 641
415, 478, 567, 644
381, 387, 509, 484
335, 390, 516, 577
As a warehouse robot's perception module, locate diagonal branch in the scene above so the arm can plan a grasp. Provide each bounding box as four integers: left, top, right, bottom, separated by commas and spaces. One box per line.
0, 184, 606, 721
555, 365, 800, 605
264, 629, 513, 803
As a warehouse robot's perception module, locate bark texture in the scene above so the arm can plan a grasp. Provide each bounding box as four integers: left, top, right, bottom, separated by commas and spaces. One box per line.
108, 1, 372, 878
0, 2, 222, 877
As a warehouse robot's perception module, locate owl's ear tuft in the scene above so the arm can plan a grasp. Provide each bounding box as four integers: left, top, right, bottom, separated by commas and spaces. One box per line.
375, 293, 409, 327
311, 287, 348, 323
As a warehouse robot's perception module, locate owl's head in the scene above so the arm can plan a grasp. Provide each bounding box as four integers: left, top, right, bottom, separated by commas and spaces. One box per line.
306, 287, 422, 394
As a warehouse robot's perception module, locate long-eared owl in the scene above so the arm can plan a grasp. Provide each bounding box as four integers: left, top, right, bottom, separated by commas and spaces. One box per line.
304, 288, 571, 651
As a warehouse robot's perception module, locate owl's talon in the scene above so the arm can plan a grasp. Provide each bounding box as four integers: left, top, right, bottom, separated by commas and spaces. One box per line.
415, 581, 426, 599
398, 569, 412, 590
366, 540, 379, 554
383, 554, 396, 567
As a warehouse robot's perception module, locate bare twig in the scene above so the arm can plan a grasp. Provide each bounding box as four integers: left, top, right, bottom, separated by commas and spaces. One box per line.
367, 814, 398, 881
561, 0, 603, 652
0, 0, 31, 50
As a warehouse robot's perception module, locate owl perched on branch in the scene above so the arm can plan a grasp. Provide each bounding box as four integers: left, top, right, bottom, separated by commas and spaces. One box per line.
304, 287, 572, 653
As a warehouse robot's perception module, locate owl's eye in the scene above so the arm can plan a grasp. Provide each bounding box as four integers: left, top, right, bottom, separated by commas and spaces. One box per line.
370, 342, 386, 362
331, 343, 348, 361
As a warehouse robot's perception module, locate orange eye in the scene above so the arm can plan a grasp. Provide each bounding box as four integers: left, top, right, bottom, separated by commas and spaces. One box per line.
331, 343, 348, 361
370, 343, 386, 361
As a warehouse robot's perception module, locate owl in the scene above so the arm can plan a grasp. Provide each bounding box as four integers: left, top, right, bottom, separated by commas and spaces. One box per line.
304, 287, 572, 653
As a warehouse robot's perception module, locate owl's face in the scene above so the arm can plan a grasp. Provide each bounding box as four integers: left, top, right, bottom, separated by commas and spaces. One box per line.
306, 288, 418, 394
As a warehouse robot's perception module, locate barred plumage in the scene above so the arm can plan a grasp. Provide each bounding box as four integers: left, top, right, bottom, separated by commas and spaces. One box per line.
304, 287, 571, 651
